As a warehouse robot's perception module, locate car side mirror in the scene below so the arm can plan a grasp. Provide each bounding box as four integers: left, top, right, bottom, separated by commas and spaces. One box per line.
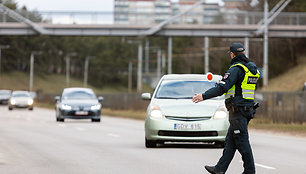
141, 93, 151, 100
55, 96, 60, 101
98, 96, 104, 102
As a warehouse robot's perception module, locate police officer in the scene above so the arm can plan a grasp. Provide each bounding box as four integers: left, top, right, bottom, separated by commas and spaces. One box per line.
192, 43, 260, 174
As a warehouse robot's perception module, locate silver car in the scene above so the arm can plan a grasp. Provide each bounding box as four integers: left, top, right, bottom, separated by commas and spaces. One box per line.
142, 74, 229, 148
9, 91, 34, 110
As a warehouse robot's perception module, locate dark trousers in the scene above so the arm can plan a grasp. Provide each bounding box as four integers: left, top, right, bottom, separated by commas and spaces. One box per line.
215, 113, 255, 174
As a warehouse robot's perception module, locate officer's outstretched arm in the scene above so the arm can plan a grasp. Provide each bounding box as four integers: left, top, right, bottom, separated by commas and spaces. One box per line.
202, 67, 243, 100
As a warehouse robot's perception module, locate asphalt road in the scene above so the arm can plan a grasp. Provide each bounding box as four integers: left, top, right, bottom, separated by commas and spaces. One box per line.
0, 106, 305, 174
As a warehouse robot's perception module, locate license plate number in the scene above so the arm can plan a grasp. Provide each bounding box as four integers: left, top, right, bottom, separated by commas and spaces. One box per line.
174, 123, 201, 130
75, 111, 88, 115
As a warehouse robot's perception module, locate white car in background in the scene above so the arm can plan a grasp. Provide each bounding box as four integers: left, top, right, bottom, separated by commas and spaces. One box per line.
9, 91, 34, 110
142, 74, 229, 148
0, 90, 12, 104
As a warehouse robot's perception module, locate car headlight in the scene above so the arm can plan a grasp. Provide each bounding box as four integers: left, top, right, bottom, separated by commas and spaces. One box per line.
91, 104, 101, 110
61, 104, 72, 110
213, 107, 228, 119
150, 106, 163, 118
28, 99, 34, 105
10, 99, 16, 105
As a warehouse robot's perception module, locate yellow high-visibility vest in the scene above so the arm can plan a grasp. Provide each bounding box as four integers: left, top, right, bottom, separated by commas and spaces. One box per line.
225, 63, 260, 100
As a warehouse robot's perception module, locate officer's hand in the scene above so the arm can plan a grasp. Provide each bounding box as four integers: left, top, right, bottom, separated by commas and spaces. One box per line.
192, 94, 203, 103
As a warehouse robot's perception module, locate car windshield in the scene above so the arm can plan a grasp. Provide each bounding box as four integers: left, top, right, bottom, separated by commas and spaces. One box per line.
155, 80, 223, 99
0, 91, 11, 95
62, 91, 96, 100
13, 93, 30, 97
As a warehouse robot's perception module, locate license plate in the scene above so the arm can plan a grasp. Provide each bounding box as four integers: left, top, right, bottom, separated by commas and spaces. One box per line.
75, 111, 88, 116
174, 123, 201, 130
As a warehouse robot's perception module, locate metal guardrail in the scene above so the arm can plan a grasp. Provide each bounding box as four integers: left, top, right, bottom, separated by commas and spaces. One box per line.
0, 10, 306, 25
255, 92, 306, 123
37, 92, 305, 123
36, 93, 150, 111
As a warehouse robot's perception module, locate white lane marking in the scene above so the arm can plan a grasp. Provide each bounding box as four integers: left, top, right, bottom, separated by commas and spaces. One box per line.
240, 161, 276, 170
58, 124, 66, 128
107, 133, 120, 138
16, 115, 20, 118
255, 163, 276, 170
26, 117, 32, 121
76, 127, 85, 131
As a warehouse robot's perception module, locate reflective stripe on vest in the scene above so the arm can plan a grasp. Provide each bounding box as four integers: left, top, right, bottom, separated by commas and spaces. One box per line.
224, 63, 260, 100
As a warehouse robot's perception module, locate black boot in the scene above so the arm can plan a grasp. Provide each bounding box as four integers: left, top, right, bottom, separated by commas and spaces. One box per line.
204, 166, 224, 174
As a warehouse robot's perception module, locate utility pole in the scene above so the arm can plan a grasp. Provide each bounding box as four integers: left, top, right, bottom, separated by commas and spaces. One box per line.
204, 37, 209, 74
66, 57, 70, 87
127, 40, 143, 93
65, 52, 77, 87
128, 62, 132, 93
168, 37, 172, 74
162, 52, 166, 75
145, 38, 150, 73
0, 45, 10, 78
244, 37, 249, 58
263, 0, 269, 88
137, 42, 143, 93
157, 49, 162, 80
84, 56, 95, 87
29, 51, 42, 91
253, 0, 291, 88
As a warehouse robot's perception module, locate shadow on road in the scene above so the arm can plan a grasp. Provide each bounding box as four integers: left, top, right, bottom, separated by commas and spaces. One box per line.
156, 142, 222, 149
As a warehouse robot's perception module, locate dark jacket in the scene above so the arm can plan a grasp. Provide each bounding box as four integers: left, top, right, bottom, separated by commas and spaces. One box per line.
202, 54, 259, 107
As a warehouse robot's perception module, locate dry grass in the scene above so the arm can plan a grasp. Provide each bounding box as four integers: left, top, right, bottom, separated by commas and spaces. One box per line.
249, 118, 306, 137
102, 108, 146, 120
261, 62, 306, 92
0, 71, 105, 94
0, 71, 152, 94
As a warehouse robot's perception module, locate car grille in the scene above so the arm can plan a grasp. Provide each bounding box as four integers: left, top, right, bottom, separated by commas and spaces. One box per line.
165, 116, 211, 122
158, 130, 218, 137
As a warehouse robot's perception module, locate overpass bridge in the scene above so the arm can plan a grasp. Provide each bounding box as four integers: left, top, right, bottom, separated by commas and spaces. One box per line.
0, 5, 305, 38
0, 23, 305, 38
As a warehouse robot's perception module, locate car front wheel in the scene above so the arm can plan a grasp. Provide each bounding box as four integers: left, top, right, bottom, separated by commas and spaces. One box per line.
56, 114, 64, 122
215, 141, 225, 148
92, 118, 100, 122
145, 138, 157, 148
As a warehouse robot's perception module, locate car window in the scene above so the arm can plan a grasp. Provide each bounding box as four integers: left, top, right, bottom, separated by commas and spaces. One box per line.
62, 91, 96, 100
0, 91, 11, 96
155, 80, 223, 99
13, 93, 30, 97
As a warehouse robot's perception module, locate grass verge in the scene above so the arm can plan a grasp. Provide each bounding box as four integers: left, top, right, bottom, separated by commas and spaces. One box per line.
102, 108, 146, 120
249, 119, 306, 136
0, 71, 153, 94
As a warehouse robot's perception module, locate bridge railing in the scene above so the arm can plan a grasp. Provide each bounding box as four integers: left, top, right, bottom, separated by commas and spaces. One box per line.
0, 9, 306, 26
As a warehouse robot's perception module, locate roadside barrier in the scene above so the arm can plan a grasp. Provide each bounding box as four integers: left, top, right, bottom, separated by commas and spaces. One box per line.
36, 92, 305, 123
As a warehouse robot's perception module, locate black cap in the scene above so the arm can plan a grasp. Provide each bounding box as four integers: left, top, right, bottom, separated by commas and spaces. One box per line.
229, 43, 245, 53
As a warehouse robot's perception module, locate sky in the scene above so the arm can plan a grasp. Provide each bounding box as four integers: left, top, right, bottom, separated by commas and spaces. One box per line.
13, 0, 226, 24
15, 0, 224, 11
15, 0, 115, 11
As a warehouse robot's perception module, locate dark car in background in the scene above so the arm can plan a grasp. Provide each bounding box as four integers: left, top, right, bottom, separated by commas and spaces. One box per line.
55, 88, 103, 122
8, 91, 34, 110
0, 90, 12, 104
